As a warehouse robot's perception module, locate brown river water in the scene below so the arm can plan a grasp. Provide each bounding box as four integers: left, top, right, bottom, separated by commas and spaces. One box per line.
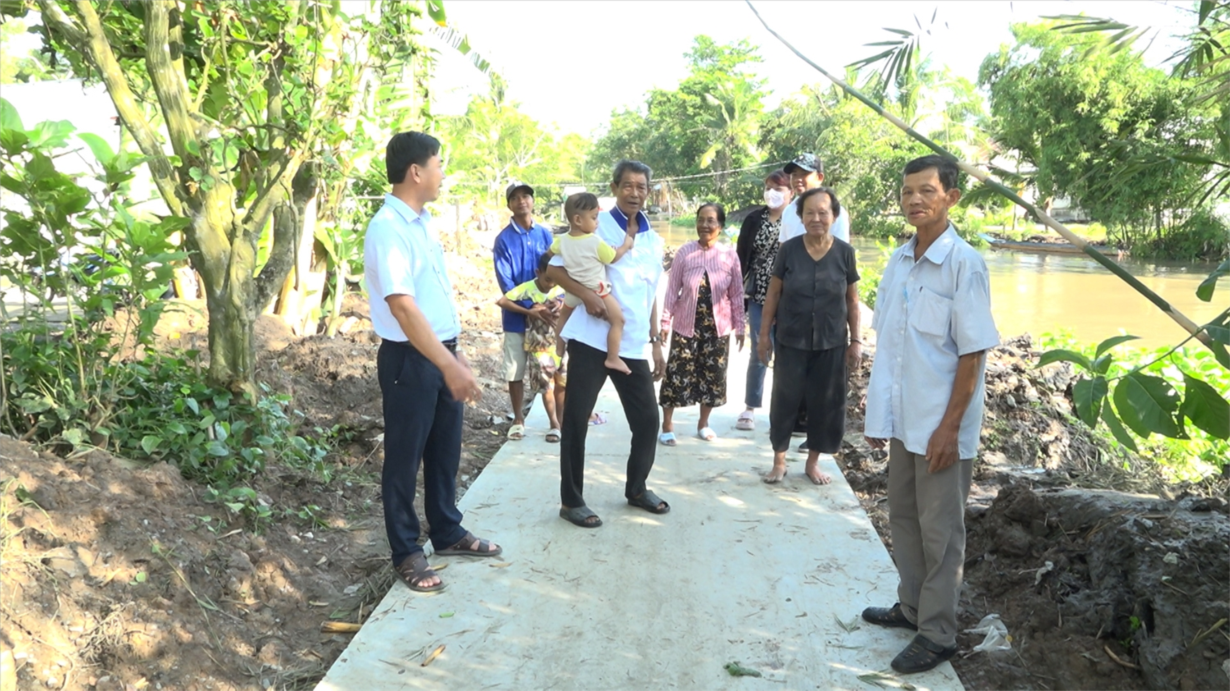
653, 221, 1225, 350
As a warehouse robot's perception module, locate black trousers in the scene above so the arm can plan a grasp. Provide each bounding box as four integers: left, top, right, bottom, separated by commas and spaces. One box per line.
377, 340, 468, 565
769, 343, 846, 453
559, 340, 659, 508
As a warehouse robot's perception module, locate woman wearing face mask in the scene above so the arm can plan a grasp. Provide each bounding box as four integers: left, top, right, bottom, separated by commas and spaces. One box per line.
734, 169, 792, 431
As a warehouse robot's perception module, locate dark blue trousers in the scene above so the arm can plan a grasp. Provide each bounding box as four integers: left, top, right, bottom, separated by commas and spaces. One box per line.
377, 340, 468, 565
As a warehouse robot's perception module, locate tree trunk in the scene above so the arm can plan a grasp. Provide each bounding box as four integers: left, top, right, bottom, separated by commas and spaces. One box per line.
205, 287, 256, 397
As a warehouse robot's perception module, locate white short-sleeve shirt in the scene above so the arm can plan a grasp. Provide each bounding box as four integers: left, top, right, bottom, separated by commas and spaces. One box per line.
363, 194, 460, 342
781, 202, 850, 243
551, 208, 663, 360
864, 225, 1000, 458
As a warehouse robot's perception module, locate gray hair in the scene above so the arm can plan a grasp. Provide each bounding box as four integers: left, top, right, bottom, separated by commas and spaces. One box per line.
612, 160, 653, 186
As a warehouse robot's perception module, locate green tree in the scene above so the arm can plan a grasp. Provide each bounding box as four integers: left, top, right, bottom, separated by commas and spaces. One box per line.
27, 0, 427, 392
591, 36, 766, 203
979, 21, 1219, 247
0, 16, 70, 82
438, 76, 588, 207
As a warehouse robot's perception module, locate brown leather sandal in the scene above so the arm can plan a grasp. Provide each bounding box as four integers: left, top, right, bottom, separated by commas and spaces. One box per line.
435, 531, 503, 558
395, 552, 446, 593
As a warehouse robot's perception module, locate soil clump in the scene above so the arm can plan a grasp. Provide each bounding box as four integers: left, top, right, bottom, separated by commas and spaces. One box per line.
839, 334, 1230, 690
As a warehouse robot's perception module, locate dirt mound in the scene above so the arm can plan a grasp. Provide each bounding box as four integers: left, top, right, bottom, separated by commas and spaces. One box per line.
961, 483, 1229, 690
0, 435, 389, 691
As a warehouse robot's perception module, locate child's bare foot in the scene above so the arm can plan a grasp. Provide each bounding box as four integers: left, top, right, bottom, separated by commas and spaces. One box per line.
604, 355, 632, 375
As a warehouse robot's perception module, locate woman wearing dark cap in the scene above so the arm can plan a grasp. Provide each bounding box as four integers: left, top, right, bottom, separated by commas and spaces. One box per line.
658, 203, 745, 445
734, 169, 792, 431
757, 187, 860, 485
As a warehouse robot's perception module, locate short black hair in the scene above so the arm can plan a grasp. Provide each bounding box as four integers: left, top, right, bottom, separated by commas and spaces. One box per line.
696, 202, 726, 226
794, 187, 842, 220
903, 155, 959, 192
564, 192, 599, 223
386, 131, 440, 184
537, 252, 552, 274
612, 160, 652, 186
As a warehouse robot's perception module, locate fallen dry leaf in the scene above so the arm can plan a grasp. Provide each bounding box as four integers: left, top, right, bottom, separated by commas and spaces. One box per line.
422, 644, 445, 667
321, 621, 362, 634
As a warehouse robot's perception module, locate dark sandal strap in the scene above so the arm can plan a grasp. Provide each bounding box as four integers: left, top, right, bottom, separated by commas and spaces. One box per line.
396, 552, 442, 589
629, 490, 670, 513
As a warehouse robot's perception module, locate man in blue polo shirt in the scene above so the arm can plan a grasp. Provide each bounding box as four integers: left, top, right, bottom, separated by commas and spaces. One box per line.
364, 131, 503, 595
546, 160, 670, 529
493, 181, 554, 440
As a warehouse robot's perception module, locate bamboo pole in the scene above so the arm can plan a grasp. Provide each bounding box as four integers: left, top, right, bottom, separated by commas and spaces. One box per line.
745, 1, 1216, 351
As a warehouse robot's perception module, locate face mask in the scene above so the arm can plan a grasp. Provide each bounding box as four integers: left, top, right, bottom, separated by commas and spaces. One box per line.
764, 189, 786, 209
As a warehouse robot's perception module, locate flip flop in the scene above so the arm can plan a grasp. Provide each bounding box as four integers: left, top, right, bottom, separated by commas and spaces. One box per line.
658, 432, 677, 446
735, 411, 755, 431
697, 427, 717, 441
589, 412, 608, 426
627, 490, 670, 514
545, 428, 561, 443
506, 424, 525, 441
559, 505, 602, 528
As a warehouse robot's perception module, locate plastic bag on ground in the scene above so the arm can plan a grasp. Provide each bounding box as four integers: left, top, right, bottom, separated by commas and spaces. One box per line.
965, 613, 1012, 653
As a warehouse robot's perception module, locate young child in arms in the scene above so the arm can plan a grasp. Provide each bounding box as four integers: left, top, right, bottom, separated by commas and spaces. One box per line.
552, 192, 636, 374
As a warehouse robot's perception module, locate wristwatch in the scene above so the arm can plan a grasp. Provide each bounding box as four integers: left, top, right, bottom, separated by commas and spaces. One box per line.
649, 333, 662, 345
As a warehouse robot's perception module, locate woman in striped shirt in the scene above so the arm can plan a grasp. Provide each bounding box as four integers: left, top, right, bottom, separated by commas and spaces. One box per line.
657, 203, 746, 445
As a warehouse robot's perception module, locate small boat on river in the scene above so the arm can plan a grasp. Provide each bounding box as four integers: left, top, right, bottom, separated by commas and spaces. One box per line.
978, 233, 1125, 257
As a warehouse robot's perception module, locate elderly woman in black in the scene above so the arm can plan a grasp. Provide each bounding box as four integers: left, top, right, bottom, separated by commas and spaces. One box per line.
757, 187, 860, 485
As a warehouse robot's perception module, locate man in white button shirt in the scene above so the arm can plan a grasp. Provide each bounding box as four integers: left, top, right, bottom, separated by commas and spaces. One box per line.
546, 160, 670, 529
861, 155, 999, 674
364, 132, 502, 595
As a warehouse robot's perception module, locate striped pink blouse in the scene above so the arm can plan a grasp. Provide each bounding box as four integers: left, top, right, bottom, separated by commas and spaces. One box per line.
661, 240, 746, 338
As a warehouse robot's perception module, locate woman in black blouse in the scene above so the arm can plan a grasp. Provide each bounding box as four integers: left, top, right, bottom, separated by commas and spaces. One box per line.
734, 169, 793, 431
757, 187, 860, 485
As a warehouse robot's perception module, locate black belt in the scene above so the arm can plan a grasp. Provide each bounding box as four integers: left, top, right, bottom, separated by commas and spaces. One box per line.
383, 338, 457, 353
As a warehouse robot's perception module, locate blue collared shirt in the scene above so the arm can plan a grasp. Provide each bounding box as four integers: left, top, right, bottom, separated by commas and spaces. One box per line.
493, 218, 554, 333
864, 224, 1000, 458
363, 194, 460, 342
550, 207, 662, 359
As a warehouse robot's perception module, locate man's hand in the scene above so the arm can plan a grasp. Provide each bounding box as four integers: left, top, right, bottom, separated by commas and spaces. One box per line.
924, 424, 960, 473
652, 343, 666, 381
735, 332, 746, 351
864, 436, 887, 450
528, 303, 555, 327
442, 356, 481, 404
846, 342, 862, 370
581, 291, 608, 320
756, 334, 772, 365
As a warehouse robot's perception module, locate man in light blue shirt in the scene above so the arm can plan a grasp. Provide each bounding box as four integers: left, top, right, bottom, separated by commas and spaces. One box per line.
546, 160, 670, 528
861, 155, 999, 674
364, 132, 503, 594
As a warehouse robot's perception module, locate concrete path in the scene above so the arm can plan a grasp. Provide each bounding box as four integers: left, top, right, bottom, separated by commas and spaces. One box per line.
315, 347, 963, 691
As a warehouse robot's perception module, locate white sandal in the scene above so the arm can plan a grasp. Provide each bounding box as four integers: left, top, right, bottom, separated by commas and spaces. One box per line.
735, 411, 755, 431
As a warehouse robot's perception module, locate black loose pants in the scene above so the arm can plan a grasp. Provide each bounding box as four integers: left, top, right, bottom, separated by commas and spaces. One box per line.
559, 341, 659, 509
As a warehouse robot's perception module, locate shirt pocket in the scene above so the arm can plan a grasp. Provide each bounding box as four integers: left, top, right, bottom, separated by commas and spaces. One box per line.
908, 286, 952, 339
